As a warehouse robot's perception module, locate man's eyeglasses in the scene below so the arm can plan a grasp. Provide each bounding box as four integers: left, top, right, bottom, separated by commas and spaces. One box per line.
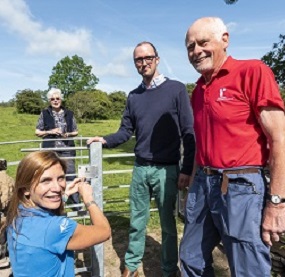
50, 97, 60, 101
134, 56, 156, 66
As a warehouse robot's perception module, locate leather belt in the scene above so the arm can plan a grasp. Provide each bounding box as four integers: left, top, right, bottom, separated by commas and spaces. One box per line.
201, 167, 260, 194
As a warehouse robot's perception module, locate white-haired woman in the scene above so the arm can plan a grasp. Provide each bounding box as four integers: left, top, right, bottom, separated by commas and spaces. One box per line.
35, 88, 80, 206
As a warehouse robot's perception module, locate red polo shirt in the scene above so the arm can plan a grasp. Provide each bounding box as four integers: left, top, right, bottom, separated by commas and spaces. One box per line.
192, 56, 284, 168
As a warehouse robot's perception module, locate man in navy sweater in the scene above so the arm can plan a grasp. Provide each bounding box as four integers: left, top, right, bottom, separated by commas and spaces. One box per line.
87, 41, 195, 277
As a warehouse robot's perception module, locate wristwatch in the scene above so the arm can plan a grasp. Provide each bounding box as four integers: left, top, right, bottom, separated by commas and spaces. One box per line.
267, 194, 285, 204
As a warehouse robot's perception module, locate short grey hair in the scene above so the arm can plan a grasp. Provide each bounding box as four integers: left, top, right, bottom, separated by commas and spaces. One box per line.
185, 17, 228, 45
47, 88, 63, 100
207, 17, 228, 41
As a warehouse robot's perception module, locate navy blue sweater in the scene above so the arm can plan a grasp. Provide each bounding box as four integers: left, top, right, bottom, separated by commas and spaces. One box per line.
104, 79, 195, 175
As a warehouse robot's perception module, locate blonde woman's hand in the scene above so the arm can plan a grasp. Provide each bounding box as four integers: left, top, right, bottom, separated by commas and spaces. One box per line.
78, 181, 94, 204
64, 178, 82, 196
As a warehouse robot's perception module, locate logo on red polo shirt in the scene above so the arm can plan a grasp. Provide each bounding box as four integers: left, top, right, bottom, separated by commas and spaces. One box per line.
217, 88, 233, 101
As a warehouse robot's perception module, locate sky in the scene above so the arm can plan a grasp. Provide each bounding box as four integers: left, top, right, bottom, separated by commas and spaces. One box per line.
0, 0, 284, 102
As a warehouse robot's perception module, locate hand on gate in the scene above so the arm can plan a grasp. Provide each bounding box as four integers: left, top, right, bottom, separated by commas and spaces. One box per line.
86, 136, 106, 145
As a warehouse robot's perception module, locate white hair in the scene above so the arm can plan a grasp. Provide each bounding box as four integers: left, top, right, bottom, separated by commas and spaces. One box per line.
185, 17, 228, 45
47, 88, 63, 100
208, 17, 228, 41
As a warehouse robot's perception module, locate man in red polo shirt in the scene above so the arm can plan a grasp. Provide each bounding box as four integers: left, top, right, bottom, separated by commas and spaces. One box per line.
179, 17, 285, 277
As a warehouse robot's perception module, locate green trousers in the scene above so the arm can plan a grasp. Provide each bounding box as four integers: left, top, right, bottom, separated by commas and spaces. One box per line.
124, 163, 179, 276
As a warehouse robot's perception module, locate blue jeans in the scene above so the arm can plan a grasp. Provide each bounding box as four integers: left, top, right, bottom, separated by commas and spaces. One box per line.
125, 163, 179, 276
179, 167, 271, 277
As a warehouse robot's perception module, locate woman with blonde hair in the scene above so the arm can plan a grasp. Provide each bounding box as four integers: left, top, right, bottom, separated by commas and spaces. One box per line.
6, 151, 110, 277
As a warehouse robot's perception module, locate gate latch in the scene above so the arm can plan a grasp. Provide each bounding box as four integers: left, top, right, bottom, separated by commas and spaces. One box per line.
78, 165, 98, 179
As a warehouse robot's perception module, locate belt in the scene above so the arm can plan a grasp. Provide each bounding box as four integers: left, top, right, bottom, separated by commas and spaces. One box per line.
201, 166, 260, 194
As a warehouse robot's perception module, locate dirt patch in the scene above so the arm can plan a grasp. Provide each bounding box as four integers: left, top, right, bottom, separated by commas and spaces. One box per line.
103, 228, 230, 277
106, 228, 231, 277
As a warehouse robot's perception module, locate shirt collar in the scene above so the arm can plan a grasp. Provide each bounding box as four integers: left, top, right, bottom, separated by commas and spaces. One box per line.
142, 74, 166, 89
18, 204, 53, 217
196, 56, 233, 86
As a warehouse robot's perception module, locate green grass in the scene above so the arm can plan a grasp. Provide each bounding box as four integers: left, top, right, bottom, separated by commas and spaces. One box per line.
0, 106, 171, 228
0, 107, 134, 174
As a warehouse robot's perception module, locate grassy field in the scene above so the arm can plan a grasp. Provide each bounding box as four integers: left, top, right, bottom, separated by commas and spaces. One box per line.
0, 106, 164, 226
0, 106, 134, 173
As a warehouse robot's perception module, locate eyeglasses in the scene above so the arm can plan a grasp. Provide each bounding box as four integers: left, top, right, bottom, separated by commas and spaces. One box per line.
134, 55, 156, 66
50, 97, 60, 101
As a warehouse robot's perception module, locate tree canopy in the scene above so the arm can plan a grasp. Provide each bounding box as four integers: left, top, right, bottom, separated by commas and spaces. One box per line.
65, 90, 111, 122
261, 34, 285, 88
185, 83, 196, 96
15, 89, 45, 114
48, 55, 99, 98
108, 91, 127, 119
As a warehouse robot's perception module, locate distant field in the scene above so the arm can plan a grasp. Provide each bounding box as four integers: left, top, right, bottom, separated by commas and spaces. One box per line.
0, 106, 134, 173
0, 106, 138, 215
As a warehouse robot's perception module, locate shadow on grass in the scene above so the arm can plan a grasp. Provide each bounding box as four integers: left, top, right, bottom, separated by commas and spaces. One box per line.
109, 215, 162, 276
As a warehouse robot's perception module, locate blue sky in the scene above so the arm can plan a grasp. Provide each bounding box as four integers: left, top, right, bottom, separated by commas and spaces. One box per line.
0, 0, 284, 102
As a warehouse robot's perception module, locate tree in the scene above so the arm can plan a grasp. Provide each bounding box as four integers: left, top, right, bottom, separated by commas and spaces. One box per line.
0, 99, 15, 107
261, 34, 285, 88
108, 91, 127, 119
15, 89, 45, 114
185, 83, 196, 96
66, 90, 111, 123
280, 87, 285, 101
48, 55, 99, 99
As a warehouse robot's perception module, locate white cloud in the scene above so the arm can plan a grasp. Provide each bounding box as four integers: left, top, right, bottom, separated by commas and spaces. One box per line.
95, 40, 109, 57
226, 21, 251, 34
94, 62, 129, 77
91, 46, 133, 77
113, 47, 133, 63
226, 22, 238, 32
96, 82, 129, 94
0, 0, 92, 56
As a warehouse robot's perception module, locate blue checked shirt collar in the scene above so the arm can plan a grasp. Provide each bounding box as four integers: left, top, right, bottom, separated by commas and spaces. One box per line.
141, 74, 166, 89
